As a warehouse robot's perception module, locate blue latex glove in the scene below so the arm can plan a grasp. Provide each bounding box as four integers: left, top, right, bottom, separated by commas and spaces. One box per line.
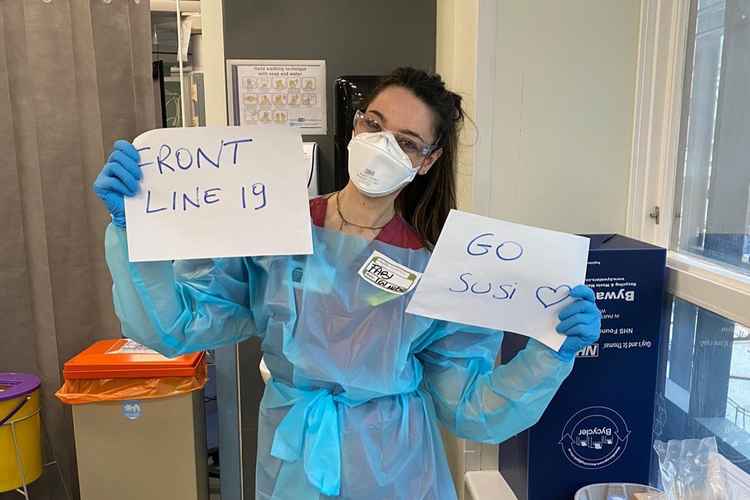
93, 140, 142, 228
554, 284, 602, 361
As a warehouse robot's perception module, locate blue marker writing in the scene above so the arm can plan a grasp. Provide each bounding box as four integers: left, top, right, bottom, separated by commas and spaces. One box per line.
144, 186, 223, 213
181, 187, 201, 211
450, 272, 472, 292
470, 281, 492, 294
450, 272, 518, 300
156, 144, 174, 174
466, 233, 524, 261
495, 241, 524, 261
467, 233, 494, 256
252, 183, 267, 209
145, 190, 166, 214
493, 283, 518, 300
204, 187, 222, 205
136, 146, 154, 169
175, 148, 193, 170
196, 141, 223, 169
241, 182, 267, 210
152, 138, 252, 174
223, 138, 253, 165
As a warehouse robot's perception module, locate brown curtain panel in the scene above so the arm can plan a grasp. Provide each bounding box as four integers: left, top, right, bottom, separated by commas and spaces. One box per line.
0, 0, 154, 497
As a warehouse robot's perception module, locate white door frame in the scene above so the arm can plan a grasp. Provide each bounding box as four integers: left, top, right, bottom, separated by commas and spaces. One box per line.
472, 0, 498, 219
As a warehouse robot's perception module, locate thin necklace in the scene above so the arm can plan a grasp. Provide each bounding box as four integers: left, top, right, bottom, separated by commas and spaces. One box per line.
335, 191, 393, 231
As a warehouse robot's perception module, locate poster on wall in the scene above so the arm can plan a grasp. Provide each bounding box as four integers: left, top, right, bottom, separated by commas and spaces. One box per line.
227, 59, 327, 135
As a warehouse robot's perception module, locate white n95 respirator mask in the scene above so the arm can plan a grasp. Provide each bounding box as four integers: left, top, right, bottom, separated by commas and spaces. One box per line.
347, 132, 417, 197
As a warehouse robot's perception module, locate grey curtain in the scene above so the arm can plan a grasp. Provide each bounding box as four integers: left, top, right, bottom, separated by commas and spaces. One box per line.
0, 0, 154, 497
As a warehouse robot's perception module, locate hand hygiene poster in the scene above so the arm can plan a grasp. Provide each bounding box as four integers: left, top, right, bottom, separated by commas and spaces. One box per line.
233, 60, 327, 135
406, 210, 590, 350
124, 126, 313, 262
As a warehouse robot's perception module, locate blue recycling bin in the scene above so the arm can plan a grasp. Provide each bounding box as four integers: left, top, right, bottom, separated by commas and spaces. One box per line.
500, 234, 667, 499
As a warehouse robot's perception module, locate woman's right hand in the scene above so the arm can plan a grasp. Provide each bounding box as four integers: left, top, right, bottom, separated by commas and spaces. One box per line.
93, 140, 142, 228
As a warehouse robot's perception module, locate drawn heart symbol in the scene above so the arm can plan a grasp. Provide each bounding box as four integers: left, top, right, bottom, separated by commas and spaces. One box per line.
536, 285, 572, 309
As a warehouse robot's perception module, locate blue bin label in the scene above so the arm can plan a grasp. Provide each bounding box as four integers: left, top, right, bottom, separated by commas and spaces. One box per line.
122, 400, 142, 420
559, 405, 631, 470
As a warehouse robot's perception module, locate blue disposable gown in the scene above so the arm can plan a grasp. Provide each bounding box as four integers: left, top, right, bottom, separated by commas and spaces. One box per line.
105, 219, 573, 499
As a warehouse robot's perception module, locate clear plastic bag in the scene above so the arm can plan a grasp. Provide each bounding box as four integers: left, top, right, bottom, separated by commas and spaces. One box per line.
654, 437, 750, 499
573, 482, 664, 500
707, 450, 750, 500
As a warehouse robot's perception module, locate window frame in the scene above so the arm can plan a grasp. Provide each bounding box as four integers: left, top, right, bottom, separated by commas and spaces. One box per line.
627, 0, 750, 329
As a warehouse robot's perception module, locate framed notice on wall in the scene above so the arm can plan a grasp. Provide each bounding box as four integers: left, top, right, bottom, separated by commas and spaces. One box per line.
226, 59, 327, 135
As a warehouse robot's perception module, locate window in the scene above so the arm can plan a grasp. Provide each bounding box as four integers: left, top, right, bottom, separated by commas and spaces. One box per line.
631, 0, 750, 477
658, 296, 750, 472
672, 0, 750, 277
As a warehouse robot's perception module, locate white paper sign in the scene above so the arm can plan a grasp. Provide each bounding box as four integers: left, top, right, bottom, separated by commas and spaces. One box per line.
124, 126, 313, 262
406, 210, 591, 350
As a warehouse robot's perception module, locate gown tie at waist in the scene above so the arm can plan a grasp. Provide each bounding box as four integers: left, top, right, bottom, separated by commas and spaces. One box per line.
266, 380, 346, 496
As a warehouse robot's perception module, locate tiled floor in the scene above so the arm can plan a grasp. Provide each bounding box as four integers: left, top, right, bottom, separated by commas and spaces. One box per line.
0, 462, 68, 500
0, 467, 225, 499
0, 460, 225, 499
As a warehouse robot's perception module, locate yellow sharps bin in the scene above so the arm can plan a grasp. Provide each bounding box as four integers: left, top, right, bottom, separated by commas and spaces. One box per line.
0, 372, 43, 494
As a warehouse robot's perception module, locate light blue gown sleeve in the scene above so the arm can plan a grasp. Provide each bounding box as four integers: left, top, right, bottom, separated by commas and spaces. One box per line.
104, 223, 260, 357
416, 322, 574, 443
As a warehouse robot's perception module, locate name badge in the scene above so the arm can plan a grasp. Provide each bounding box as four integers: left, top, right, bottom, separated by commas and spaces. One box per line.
358, 250, 421, 295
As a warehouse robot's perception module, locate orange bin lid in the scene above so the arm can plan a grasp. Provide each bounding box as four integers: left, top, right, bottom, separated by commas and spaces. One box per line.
63, 339, 204, 380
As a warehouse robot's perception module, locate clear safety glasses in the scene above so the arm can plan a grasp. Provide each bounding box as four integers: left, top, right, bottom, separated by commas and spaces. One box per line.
353, 109, 440, 166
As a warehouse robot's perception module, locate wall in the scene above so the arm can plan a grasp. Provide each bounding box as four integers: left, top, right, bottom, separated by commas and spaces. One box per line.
485, 0, 641, 234
436, 1, 643, 496
223, 0, 436, 194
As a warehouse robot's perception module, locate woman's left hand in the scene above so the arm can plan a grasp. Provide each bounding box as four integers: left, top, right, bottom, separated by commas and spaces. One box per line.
554, 285, 602, 362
